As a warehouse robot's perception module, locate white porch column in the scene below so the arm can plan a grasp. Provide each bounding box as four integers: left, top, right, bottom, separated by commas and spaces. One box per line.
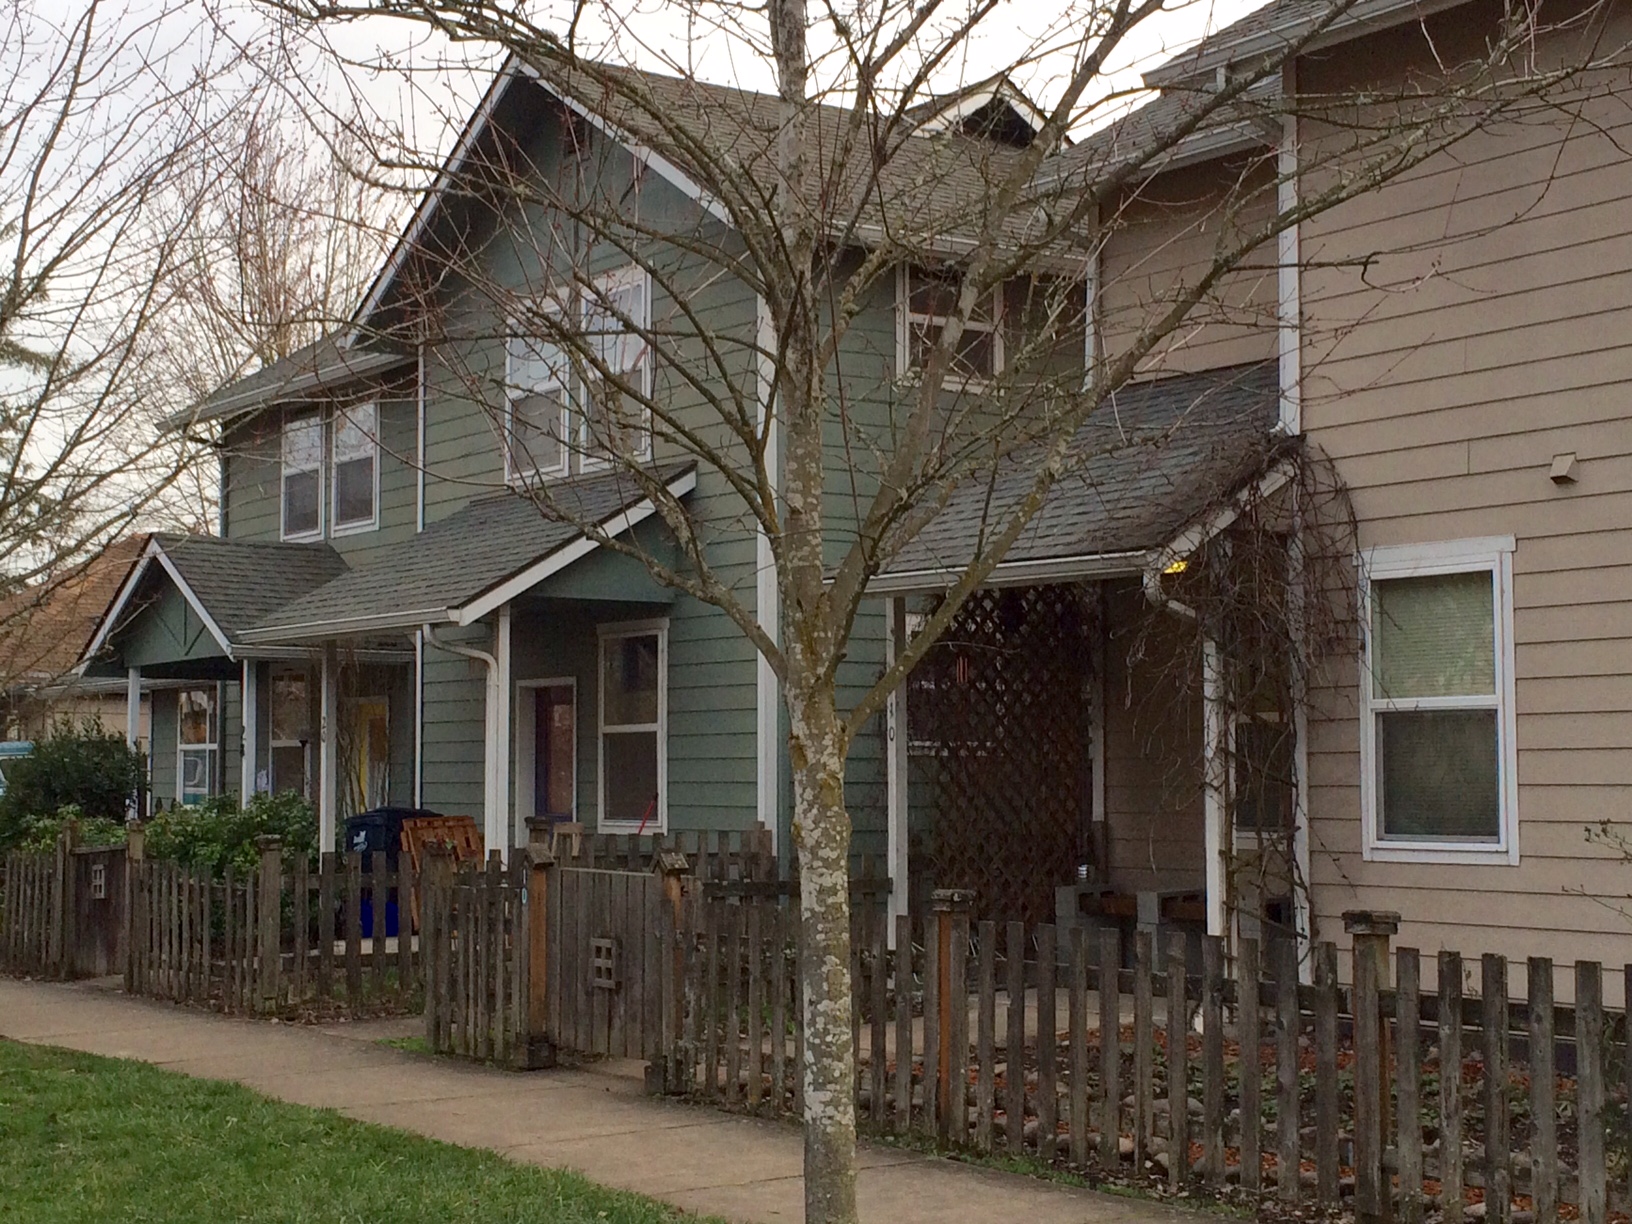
1201, 637, 1228, 939
492, 604, 512, 859
319, 643, 338, 853
885, 598, 910, 943
240, 658, 258, 801
125, 667, 141, 750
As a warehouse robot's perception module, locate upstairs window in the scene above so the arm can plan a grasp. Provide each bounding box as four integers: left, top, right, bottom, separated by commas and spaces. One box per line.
1361, 538, 1517, 863
900, 266, 1001, 384
281, 416, 323, 540
177, 688, 218, 805
505, 314, 570, 480
580, 267, 652, 466
332, 403, 378, 533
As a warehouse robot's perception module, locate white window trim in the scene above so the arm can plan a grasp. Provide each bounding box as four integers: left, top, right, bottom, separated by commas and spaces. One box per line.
579, 265, 654, 472
280, 414, 325, 542
1358, 536, 1518, 865
330, 401, 381, 537
596, 618, 667, 833
176, 688, 219, 805
505, 303, 571, 484
895, 263, 1005, 391
514, 676, 577, 846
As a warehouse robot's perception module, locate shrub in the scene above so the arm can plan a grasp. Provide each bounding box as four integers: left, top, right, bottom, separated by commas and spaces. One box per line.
0, 718, 145, 850
144, 791, 317, 877
12, 804, 129, 854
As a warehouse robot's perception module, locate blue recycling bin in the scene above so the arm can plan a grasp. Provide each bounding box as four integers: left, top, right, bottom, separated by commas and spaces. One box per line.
344, 806, 441, 938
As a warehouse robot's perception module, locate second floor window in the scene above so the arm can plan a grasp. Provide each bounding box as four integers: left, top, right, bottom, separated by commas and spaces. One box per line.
505, 319, 569, 479
282, 417, 323, 540
901, 266, 1002, 384
581, 267, 652, 466
333, 403, 378, 532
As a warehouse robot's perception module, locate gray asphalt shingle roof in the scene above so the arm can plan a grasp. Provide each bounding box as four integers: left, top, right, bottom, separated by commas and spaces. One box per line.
878, 363, 1284, 585
155, 534, 349, 642
168, 334, 413, 431
245, 463, 694, 640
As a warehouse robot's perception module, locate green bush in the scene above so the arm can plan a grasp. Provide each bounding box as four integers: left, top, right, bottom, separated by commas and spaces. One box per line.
143, 791, 317, 877
12, 804, 129, 854
0, 718, 145, 850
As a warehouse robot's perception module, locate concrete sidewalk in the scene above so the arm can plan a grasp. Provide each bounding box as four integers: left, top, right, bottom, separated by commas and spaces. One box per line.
0, 978, 1186, 1224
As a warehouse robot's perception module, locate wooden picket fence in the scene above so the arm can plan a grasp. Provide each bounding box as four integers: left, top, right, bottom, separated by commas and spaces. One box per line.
671, 893, 1632, 1224
1, 849, 68, 977
421, 852, 531, 1063
125, 836, 423, 1017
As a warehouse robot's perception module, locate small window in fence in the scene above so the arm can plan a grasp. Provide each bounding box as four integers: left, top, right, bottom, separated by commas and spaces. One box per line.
590, 937, 619, 990
89, 862, 106, 900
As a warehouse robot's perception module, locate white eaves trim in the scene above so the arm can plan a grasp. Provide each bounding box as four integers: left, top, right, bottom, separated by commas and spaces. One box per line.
454, 466, 697, 624
867, 549, 1153, 596
79, 538, 235, 666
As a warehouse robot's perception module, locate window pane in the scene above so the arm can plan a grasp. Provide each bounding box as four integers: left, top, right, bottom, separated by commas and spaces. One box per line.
1378, 708, 1500, 840
603, 730, 658, 825
602, 633, 659, 726
282, 417, 322, 469
180, 747, 214, 805
1373, 571, 1495, 698
334, 456, 374, 525
508, 333, 568, 391
909, 270, 961, 317
271, 744, 307, 797
1235, 718, 1294, 832
335, 405, 375, 462
179, 690, 214, 746
270, 672, 310, 743
510, 390, 566, 472
582, 380, 649, 459
284, 468, 319, 536
908, 319, 995, 379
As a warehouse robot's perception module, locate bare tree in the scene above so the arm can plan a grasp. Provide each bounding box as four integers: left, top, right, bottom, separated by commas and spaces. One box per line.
0, 0, 259, 658
261, 0, 1629, 1217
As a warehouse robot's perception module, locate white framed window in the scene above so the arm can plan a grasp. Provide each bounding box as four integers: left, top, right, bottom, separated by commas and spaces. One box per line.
597, 619, 666, 831
1359, 536, 1518, 864
332, 402, 379, 534
580, 266, 652, 467
505, 307, 570, 481
897, 264, 1003, 385
177, 687, 219, 806
269, 669, 311, 799
281, 416, 323, 541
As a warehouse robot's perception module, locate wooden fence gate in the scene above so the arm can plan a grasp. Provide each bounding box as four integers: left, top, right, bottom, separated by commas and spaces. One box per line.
1, 833, 127, 979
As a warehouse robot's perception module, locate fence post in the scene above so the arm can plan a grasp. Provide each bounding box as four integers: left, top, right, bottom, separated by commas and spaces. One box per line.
930, 888, 974, 1143
651, 846, 690, 1093
1345, 909, 1399, 1224
123, 818, 145, 991
523, 817, 558, 1070
52, 817, 80, 978
256, 836, 283, 1012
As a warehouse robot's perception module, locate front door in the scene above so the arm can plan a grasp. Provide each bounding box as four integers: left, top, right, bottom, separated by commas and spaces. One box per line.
533, 684, 576, 823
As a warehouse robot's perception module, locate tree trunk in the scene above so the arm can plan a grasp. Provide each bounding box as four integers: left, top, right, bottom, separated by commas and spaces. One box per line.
789, 688, 858, 1224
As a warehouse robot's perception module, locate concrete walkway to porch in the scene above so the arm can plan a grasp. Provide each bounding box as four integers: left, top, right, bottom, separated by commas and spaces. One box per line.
0, 977, 1189, 1224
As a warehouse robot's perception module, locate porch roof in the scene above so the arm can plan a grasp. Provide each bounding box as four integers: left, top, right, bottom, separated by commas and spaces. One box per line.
241, 462, 697, 643
870, 363, 1284, 594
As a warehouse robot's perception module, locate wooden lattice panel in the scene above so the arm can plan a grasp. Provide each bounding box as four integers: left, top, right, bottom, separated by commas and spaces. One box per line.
913, 585, 1097, 927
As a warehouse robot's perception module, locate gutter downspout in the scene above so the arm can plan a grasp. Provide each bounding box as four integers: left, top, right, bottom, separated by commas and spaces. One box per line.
425, 615, 509, 859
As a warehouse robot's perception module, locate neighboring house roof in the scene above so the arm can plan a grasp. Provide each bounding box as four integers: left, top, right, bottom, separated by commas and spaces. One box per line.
0, 536, 148, 691
1144, 0, 1470, 87
871, 363, 1285, 592
84, 534, 349, 663
165, 333, 413, 432
241, 463, 698, 643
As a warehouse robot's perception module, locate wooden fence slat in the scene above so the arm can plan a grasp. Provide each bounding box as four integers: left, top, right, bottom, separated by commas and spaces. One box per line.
372, 853, 388, 1000
1440, 951, 1465, 1224
1005, 920, 1025, 1153
896, 913, 915, 1134
921, 906, 939, 1137
1482, 954, 1510, 1224
1067, 927, 1087, 1166
1099, 927, 1120, 1169
771, 902, 790, 1114
1238, 936, 1262, 1194
1397, 948, 1423, 1224
397, 859, 414, 1003
1201, 935, 1225, 1182
748, 900, 765, 1110
702, 900, 721, 1099
868, 900, 885, 1125
223, 866, 238, 1013
1576, 960, 1605, 1224
1353, 932, 1382, 1222
1037, 926, 1064, 1161
293, 856, 309, 1004
1277, 939, 1301, 1203
318, 853, 335, 999
1133, 930, 1154, 1173
1315, 942, 1340, 1206
1529, 957, 1558, 1224
1167, 940, 1188, 1192
200, 865, 212, 1004
345, 852, 363, 1014
947, 905, 970, 1148
725, 902, 743, 1106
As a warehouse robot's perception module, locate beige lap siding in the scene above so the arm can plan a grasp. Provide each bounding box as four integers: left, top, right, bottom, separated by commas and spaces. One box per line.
1296, 8, 1632, 997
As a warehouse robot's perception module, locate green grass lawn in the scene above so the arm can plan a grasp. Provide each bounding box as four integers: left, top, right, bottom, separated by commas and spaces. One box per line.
0, 1039, 709, 1223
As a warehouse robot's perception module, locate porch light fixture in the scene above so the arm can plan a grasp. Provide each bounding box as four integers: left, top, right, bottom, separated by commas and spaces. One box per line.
1163, 557, 1189, 575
